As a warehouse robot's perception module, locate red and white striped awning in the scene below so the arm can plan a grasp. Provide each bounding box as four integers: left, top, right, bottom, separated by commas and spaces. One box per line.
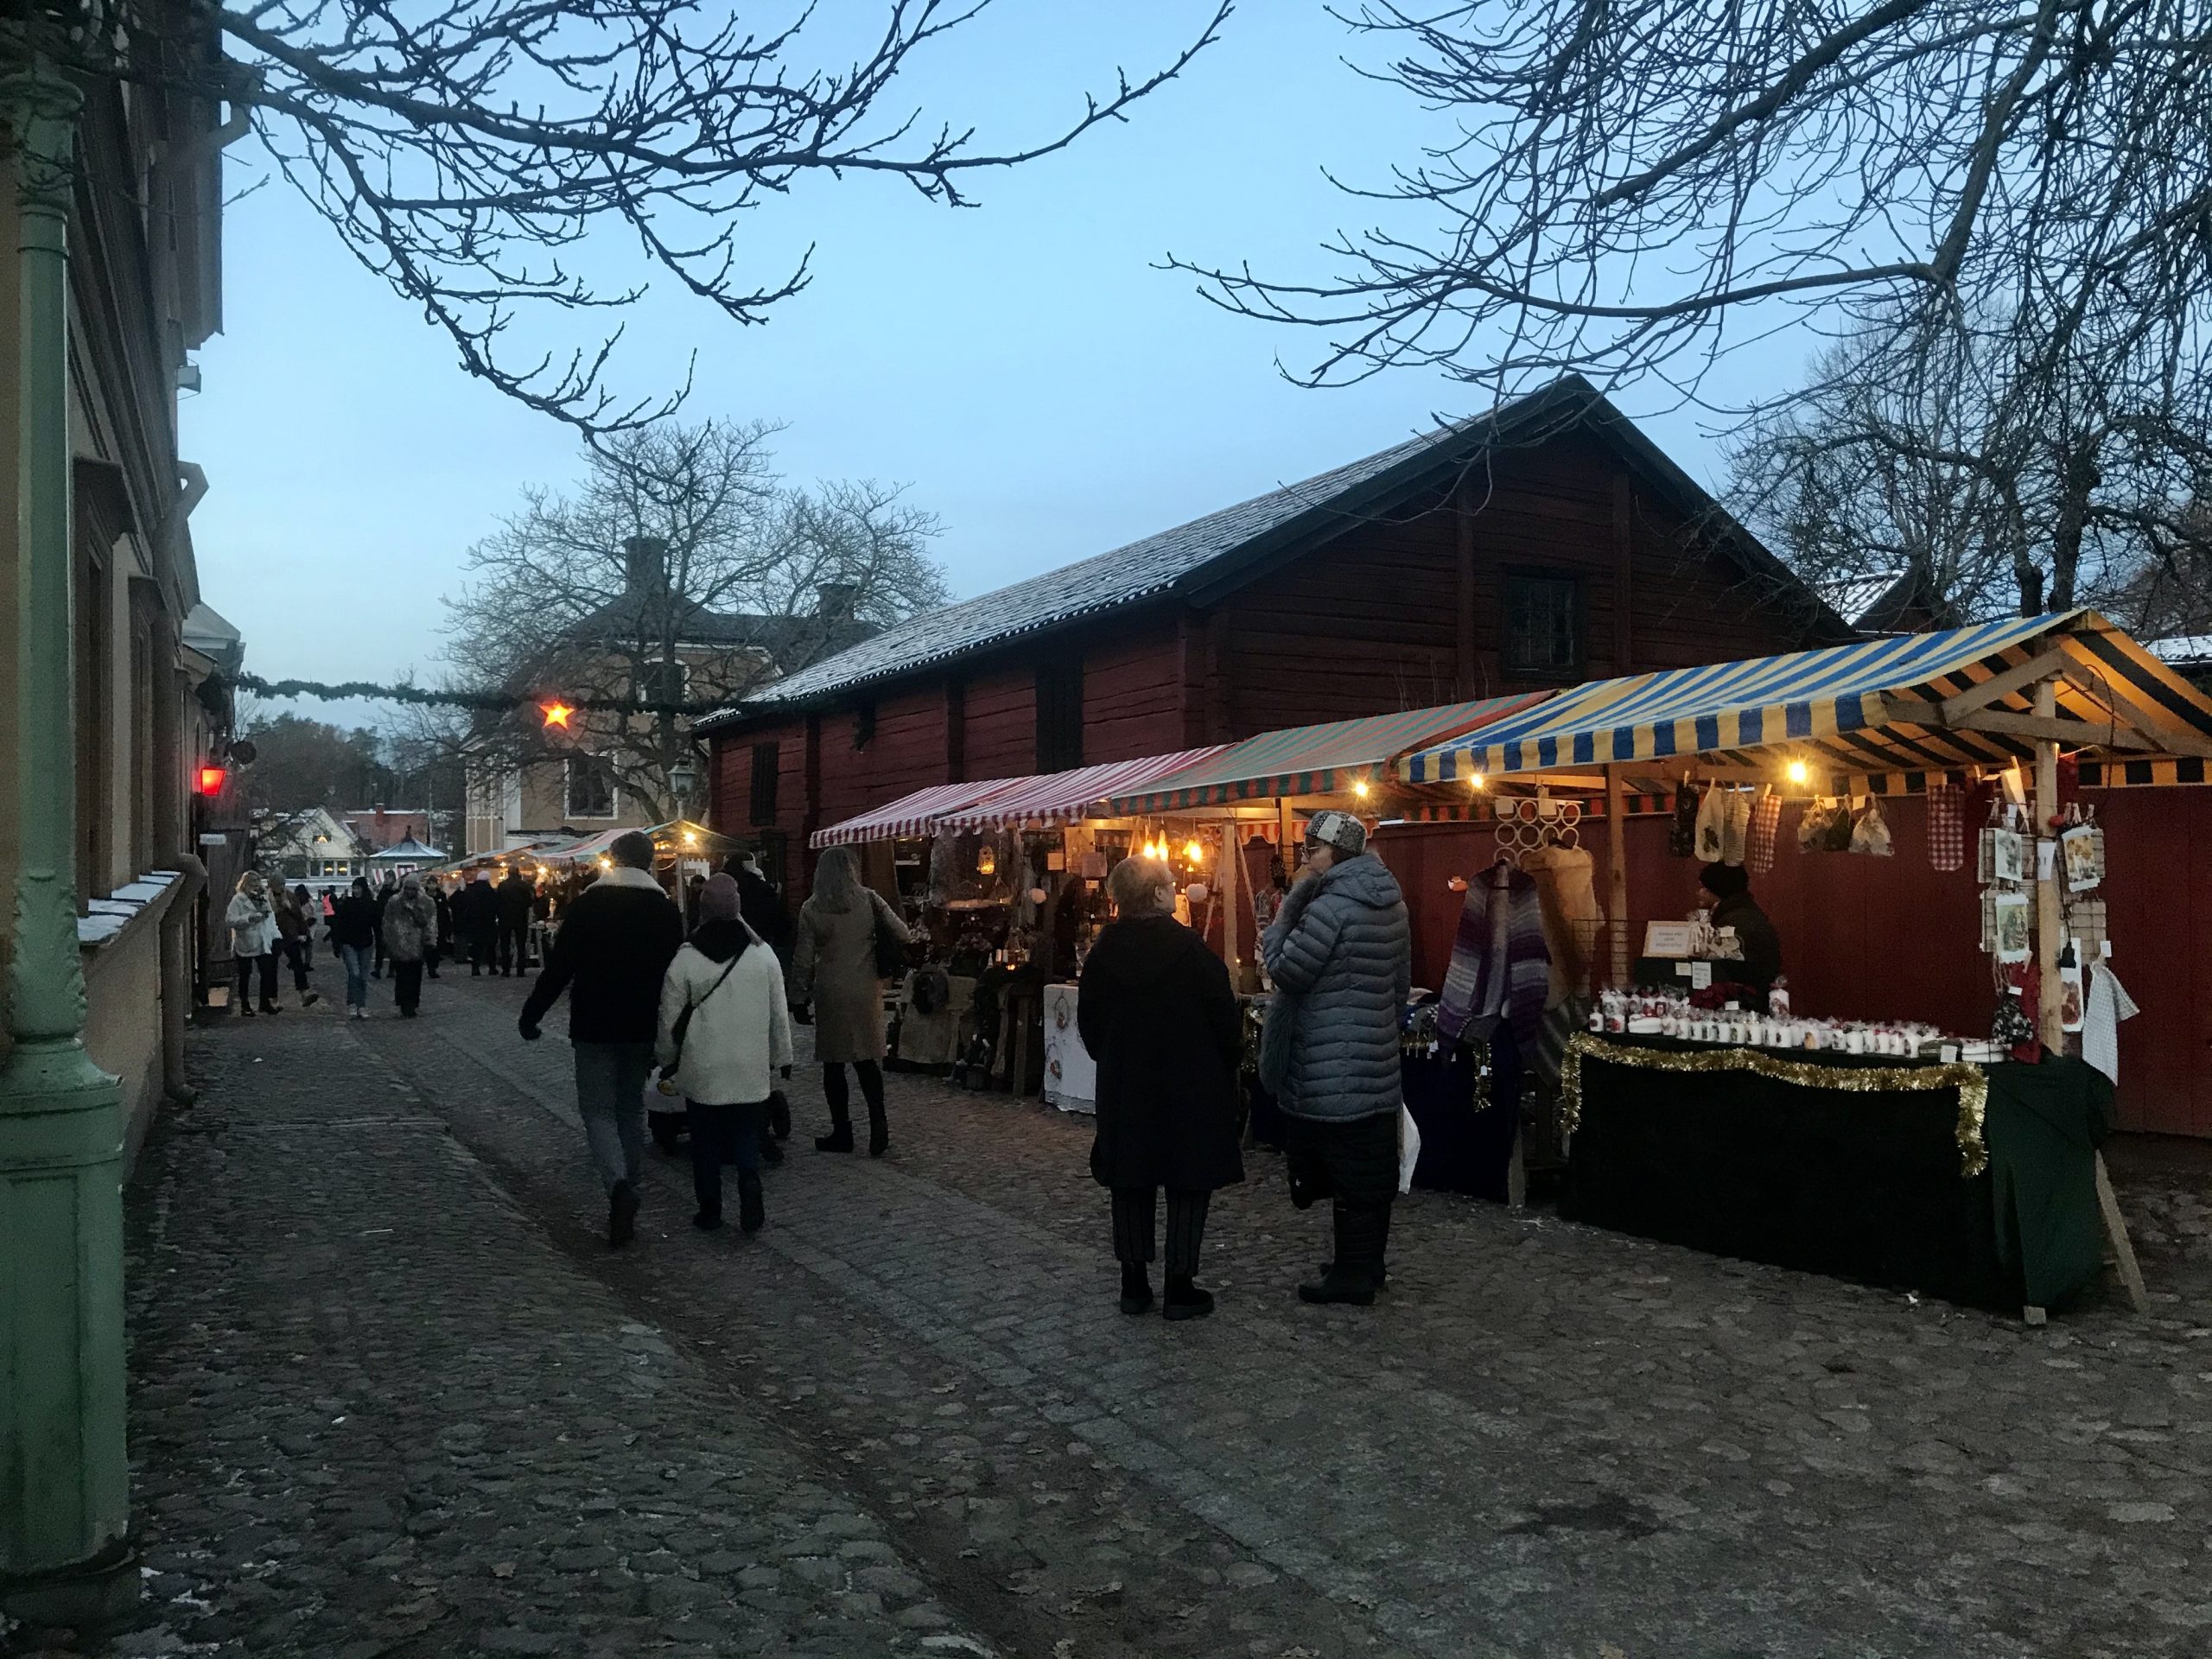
809, 778, 1025, 849
935, 747, 1236, 830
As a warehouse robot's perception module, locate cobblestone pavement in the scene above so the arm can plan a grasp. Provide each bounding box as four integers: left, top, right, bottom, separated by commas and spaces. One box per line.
12, 967, 2212, 1658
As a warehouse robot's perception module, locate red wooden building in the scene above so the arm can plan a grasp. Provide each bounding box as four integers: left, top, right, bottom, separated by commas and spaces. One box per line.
702, 378, 1853, 889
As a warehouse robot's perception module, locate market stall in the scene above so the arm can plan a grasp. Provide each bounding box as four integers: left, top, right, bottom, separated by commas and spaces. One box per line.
1109, 695, 1552, 1179
1399, 611, 2212, 1313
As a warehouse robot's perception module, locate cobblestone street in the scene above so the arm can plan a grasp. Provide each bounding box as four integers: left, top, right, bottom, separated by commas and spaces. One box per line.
11, 970, 2212, 1658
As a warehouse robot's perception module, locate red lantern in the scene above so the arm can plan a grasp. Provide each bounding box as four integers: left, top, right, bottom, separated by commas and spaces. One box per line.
195, 765, 226, 796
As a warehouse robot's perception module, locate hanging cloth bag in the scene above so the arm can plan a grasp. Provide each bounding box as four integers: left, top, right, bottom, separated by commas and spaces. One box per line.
1721, 790, 1752, 865
1746, 791, 1783, 874
1926, 782, 1966, 873
1669, 785, 1700, 858
1694, 785, 1728, 862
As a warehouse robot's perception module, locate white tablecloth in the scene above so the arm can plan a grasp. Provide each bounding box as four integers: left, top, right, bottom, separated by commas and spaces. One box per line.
1040, 982, 1096, 1114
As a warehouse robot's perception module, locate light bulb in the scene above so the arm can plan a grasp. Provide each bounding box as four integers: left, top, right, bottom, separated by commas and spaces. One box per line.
1786, 760, 1810, 786
1184, 838, 1205, 862
1353, 779, 1371, 800
1470, 772, 1486, 791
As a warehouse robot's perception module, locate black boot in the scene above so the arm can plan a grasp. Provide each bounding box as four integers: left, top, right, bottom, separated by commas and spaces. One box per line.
1163, 1274, 1215, 1321
738, 1172, 766, 1235
768, 1090, 792, 1141
608, 1179, 640, 1247
758, 1137, 785, 1168
868, 1110, 889, 1158
1119, 1262, 1154, 1316
1300, 1205, 1380, 1306
815, 1121, 855, 1154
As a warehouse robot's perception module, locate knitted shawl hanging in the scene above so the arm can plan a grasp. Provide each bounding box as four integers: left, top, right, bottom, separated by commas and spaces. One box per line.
1437, 861, 1551, 1053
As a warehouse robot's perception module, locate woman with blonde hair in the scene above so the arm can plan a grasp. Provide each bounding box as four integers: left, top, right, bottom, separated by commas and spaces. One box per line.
1077, 855, 1243, 1319
225, 869, 282, 1016
791, 845, 911, 1155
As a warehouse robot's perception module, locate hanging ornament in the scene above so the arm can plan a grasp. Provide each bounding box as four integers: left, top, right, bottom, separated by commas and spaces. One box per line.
976, 843, 997, 876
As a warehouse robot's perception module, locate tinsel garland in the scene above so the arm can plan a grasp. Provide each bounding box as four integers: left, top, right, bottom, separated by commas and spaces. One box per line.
1558, 1033, 1989, 1178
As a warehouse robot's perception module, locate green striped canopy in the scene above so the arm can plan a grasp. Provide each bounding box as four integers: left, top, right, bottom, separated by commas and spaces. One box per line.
1110, 694, 1548, 815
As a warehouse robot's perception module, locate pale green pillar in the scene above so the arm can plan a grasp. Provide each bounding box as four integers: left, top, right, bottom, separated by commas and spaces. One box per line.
0, 56, 134, 1626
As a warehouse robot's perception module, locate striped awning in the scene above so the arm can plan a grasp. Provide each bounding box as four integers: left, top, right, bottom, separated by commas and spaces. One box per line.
542, 819, 725, 865
1400, 612, 2212, 786
1111, 694, 1550, 816
936, 747, 1235, 830
808, 779, 1024, 849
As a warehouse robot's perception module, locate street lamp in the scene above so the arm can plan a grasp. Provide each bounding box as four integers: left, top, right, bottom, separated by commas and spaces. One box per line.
668, 758, 698, 807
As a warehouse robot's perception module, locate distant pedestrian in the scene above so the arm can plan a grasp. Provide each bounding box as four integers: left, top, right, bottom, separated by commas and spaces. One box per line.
791, 846, 910, 1156
225, 871, 282, 1017
454, 873, 499, 976
291, 885, 319, 966
380, 873, 439, 1019
1260, 811, 1411, 1307
729, 850, 798, 1147
657, 874, 793, 1236
428, 880, 453, 978
518, 831, 685, 1248
371, 876, 396, 977
1078, 855, 1243, 1321
270, 884, 321, 1008
330, 875, 378, 1019
495, 868, 536, 976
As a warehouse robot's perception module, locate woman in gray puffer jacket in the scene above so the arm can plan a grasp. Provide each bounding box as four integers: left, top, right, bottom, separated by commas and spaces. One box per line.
1260, 810, 1410, 1306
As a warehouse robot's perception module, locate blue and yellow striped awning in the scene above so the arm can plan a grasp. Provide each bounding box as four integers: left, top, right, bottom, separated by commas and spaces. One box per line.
1399, 612, 2212, 787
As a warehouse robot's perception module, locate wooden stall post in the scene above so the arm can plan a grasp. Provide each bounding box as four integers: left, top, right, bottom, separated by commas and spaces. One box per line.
2031, 681, 2148, 1315
1217, 823, 1243, 982
1277, 797, 1296, 864
1605, 764, 1630, 988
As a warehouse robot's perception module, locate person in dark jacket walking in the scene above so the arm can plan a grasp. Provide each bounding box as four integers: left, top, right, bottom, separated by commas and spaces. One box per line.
371, 876, 396, 977
330, 876, 378, 1018
519, 831, 685, 1246
1260, 810, 1411, 1307
1077, 855, 1243, 1321
453, 873, 499, 975
271, 885, 321, 1007
495, 869, 536, 975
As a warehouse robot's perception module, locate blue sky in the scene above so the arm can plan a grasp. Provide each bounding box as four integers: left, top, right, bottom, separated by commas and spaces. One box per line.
190, 3, 1800, 715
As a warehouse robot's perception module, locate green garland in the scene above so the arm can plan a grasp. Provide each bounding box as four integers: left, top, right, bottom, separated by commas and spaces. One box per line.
234, 671, 730, 719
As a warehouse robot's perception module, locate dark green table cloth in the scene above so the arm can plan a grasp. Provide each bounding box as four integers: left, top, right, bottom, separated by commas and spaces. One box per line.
1560, 1036, 2110, 1311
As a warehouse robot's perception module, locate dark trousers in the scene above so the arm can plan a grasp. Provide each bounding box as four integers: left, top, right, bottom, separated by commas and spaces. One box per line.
496, 918, 528, 975
689, 1100, 765, 1220
391, 959, 425, 1014
234, 953, 276, 1009
1111, 1187, 1211, 1277
467, 931, 495, 974
1286, 1113, 1397, 1281
279, 936, 312, 993
822, 1061, 885, 1128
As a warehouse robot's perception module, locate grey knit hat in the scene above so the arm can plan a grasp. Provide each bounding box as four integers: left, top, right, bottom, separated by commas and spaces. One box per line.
1304, 810, 1368, 856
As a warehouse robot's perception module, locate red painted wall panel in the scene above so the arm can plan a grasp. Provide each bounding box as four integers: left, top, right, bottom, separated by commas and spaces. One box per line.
1376, 788, 2209, 1137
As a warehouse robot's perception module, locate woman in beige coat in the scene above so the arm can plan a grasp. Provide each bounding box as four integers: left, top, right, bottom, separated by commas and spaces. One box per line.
792, 846, 912, 1155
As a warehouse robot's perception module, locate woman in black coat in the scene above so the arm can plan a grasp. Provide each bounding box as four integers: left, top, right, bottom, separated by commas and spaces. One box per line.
1077, 855, 1243, 1322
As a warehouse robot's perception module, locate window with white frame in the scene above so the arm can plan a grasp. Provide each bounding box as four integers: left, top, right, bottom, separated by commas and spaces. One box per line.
565, 754, 619, 819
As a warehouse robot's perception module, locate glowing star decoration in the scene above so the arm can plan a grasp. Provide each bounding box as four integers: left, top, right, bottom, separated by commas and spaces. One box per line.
540, 700, 575, 730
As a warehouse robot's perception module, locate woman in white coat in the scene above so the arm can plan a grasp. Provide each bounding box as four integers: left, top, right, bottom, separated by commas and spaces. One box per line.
657, 874, 794, 1235
225, 870, 282, 1016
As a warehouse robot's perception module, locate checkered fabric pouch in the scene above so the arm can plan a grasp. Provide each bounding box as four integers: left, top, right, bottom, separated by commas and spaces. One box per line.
1746, 791, 1783, 874
1927, 783, 1966, 872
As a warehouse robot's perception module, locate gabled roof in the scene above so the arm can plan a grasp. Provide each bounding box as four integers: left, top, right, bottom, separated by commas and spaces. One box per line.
697, 377, 1850, 731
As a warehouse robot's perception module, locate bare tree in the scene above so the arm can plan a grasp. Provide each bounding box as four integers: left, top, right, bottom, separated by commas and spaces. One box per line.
429, 418, 947, 825
1728, 307, 2212, 620
18, 1, 1230, 430
1171, 0, 2209, 404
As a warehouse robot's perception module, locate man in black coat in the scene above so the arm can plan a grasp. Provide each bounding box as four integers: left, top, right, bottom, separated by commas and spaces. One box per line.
519, 831, 684, 1246
453, 874, 499, 976
1077, 854, 1243, 1322
494, 869, 537, 976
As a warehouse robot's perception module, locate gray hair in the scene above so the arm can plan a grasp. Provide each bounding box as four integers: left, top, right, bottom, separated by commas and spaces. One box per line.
810, 844, 862, 913
1107, 855, 1175, 918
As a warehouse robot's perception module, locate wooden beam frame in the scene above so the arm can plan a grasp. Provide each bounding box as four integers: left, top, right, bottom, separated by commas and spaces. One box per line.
1941, 646, 2075, 722
1887, 693, 2158, 753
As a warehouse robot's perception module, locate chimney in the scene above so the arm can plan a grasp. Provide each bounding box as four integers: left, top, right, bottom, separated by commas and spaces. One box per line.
817, 582, 859, 622
623, 535, 669, 596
